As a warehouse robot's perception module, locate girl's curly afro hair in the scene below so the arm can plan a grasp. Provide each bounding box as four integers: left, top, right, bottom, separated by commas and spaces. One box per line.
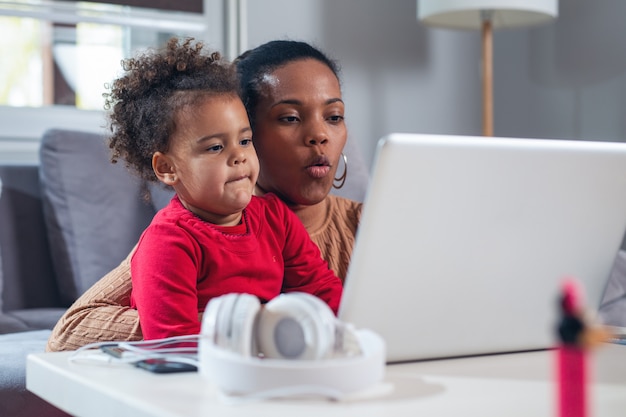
103, 37, 239, 183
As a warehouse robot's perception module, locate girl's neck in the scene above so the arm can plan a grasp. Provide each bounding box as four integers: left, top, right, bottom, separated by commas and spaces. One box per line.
178, 195, 243, 226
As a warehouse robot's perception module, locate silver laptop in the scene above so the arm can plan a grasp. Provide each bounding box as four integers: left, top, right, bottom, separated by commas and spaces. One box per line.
338, 133, 626, 363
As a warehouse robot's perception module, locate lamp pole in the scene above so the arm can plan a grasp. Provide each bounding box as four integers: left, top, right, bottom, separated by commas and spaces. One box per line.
481, 10, 494, 137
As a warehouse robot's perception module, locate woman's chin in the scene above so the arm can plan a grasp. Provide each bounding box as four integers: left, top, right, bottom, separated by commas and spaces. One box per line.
293, 185, 332, 207
256, 179, 331, 207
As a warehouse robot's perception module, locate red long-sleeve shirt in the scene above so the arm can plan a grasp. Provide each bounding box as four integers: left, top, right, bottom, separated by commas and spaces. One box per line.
130, 193, 343, 340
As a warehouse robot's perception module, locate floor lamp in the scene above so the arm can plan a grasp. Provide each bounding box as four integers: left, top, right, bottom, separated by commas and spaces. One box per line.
417, 0, 558, 137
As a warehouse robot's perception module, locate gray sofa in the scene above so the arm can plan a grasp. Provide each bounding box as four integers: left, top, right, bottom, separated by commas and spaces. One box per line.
0, 128, 370, 416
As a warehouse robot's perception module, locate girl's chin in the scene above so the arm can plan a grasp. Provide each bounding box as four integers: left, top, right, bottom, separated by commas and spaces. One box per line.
234, 193, 254, 207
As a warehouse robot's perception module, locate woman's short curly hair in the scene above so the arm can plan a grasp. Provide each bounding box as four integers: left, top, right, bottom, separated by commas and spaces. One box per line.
104, 37, 239, 182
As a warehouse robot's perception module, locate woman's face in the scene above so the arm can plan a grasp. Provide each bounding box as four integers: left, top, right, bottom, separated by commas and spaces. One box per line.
252, 58, 347, 207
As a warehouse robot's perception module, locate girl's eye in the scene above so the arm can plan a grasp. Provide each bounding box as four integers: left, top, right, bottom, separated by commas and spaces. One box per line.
207, 144, 223, 152
240, 138, 253, 146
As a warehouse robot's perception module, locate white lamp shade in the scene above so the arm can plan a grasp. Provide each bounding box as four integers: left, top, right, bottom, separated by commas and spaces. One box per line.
418, 0, 558, 30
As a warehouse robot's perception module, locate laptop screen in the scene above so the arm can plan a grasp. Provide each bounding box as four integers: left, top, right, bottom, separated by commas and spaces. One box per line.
339, 133, 626, 362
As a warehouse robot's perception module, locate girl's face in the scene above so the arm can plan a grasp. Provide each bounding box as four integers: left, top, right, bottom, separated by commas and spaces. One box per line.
252, 58, 347, 207
153, 94, 259, 226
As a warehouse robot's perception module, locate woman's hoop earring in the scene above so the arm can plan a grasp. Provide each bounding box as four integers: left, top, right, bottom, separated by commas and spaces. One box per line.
333, 153, 348, 189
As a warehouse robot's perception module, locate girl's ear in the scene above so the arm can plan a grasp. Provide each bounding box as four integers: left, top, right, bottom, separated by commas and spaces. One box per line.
152, 152, 177, 186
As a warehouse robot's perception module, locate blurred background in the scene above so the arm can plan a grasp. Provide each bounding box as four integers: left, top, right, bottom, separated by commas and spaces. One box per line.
2, 0, 624, 170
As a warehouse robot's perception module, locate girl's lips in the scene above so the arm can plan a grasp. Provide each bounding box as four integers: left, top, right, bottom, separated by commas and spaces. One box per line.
227, 174, 250, 184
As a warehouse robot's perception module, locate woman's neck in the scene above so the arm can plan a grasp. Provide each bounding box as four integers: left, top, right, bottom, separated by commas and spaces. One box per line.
254, 184, 328, 232
289, 198, 328, 232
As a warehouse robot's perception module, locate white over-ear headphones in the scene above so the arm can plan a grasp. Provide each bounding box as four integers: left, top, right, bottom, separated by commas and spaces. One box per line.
199, 292, 386, 399
201, 292, 359, 360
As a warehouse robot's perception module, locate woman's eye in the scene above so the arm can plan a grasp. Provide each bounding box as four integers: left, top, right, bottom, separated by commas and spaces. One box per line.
328, 115, 344, 123
280, 116, 299, 123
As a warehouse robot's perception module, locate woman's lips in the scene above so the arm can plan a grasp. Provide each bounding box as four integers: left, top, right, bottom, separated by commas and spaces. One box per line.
306, 155, 331, 179
306, 165, 330, 178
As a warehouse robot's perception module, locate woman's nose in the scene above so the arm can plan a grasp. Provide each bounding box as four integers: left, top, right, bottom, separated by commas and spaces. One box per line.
304, 119, 329, 146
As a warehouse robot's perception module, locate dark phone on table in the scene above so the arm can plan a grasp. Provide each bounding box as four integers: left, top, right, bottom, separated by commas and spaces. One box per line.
134, 358, 198, 374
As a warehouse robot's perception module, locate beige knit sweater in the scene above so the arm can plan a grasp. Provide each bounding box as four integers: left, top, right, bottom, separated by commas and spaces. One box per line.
46, 195, 361, 351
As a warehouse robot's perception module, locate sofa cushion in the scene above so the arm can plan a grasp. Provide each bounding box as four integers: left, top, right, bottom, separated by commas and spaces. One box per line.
8, 308, 66, 331
39, 129, 157, 305
0, 175, 3, 312
0, 165, 61, 314
148, 182, 175, 212
0, 330, 70, 417
0, 314, 28, 334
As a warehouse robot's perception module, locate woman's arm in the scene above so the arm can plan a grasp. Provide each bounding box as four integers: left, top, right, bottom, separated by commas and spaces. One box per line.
46, 250, 142, 352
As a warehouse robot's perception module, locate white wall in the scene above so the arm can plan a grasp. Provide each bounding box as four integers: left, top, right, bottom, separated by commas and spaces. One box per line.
3, 0, 626, 169
247, 0, 626, 169
494, 0, 626, 143
246, 0, 482, 169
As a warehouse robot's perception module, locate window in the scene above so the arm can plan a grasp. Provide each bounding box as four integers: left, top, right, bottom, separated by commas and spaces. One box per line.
0, 0, 237, 158
1, 0, 209, 111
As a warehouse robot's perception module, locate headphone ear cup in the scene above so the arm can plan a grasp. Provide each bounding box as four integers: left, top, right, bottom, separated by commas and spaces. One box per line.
202, 293, 233, 348
203, 293, 261, 357
227, 294, 261, 356
256, 293, 337, 360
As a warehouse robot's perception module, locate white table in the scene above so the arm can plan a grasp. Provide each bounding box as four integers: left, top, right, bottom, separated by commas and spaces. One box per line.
27, 344, 626, 417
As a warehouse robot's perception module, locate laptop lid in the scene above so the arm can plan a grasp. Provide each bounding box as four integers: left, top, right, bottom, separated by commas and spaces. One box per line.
339, 133, 626, 363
